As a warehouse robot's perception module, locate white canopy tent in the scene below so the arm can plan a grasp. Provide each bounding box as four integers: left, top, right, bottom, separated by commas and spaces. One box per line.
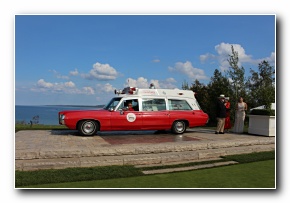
250, 103, 275, 111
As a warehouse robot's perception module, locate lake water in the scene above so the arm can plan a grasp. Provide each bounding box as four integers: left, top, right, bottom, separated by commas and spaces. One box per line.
15, 105, 100, 125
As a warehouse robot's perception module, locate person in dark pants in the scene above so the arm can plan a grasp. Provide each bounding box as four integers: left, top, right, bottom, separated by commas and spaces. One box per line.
215, 94, 227, 134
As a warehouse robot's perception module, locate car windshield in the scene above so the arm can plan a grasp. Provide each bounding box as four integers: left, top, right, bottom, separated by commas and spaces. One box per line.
103, 97, 122, 110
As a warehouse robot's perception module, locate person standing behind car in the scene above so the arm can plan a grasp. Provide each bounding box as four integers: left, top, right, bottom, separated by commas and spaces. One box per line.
224, 97, 231, 132
215, 94, 227, 134
233, 96, 247, 133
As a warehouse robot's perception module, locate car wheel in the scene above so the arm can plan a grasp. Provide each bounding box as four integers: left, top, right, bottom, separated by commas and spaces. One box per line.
78, 120, 98, 136
171, 120, 186, 134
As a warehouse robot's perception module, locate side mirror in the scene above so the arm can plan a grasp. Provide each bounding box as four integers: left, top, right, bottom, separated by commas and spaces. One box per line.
108, 107, 114, 112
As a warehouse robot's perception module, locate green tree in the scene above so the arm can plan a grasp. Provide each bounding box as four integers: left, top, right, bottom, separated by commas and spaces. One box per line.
246, 60, 275, 109
189, 79, 210, 114
181, 80, 190, 90
207, 69, 233, 125
226, 45, 246, 106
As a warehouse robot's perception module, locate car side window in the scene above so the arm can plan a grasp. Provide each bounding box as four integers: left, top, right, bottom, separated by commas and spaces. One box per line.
117, 99, 139, 111
142, 98, 166, 111
168, 99, 192, 110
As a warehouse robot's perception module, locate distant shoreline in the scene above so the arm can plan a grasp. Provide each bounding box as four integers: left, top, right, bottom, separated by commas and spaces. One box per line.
15, 105, 106, 125
45, 105, 105, 108
16, 104, 105, 108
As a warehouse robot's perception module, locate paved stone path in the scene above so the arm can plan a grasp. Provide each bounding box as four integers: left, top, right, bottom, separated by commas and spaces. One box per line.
15, 128, 275, 171
142, 161, 239, 175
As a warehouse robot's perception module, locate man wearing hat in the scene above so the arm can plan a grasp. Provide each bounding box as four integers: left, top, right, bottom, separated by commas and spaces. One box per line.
215, 94, 227, 134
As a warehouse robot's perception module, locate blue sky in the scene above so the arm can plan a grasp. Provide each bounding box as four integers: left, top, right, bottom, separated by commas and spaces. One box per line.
15, 15, 275, 106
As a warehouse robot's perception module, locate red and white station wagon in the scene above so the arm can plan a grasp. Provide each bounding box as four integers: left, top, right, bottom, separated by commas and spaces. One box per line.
59, 86, 209, 136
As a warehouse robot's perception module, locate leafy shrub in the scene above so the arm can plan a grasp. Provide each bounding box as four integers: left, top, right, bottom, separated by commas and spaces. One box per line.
250, 109, 275, 116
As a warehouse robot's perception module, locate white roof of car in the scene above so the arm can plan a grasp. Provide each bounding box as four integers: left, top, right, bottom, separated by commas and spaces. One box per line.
115, 87, 196, 99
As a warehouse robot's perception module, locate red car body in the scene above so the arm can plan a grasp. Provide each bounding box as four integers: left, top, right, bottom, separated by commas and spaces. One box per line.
59, 87, 209, 136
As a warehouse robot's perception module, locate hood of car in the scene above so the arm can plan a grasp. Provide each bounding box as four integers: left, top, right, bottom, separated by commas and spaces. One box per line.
59, 108, 109, 115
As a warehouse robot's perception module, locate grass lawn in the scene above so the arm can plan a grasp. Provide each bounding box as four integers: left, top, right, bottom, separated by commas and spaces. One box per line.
15, 125, 274, 189
15, 124, 68, 132
20, 160, 275, 188
17, 151, 275, 189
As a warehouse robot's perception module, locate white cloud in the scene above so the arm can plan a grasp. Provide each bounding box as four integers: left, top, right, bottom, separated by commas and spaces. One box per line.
37, 79, 54, 88
200, 53, 215, 63
215, 42, 253, 71
165, 77, 177, 83
82, 86, 95, 95
50, 70, 70, 80
269, 52, 275, 62
257, 51, 275, 64
124, 77, 177, 89
33, 79, 94, 95
152, 59, 160, 63
82, 62, 118, 80
64, 81, 75, 88
96, 83, 115, 93
159, 77, 177, 89
126, 77, 149, 88
69, 68, 79, 76
149, 79, 161, 88
200, 42, 275, 72
168, 61, 209, 80
36, 79, 76, 92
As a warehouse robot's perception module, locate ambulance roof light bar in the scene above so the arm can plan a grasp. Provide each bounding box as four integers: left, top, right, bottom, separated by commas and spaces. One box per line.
114, 87, 138, 95
149, 83, 155, 89
114, 89, 123, 95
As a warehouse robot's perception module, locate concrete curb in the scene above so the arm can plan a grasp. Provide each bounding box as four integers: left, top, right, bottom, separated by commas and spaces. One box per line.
15, 138, 275, 160
16, 143, 275, 171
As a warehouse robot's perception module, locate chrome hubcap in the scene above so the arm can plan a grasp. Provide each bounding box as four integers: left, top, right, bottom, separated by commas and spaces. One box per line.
82, 121, 95, 134
175, 121, 184, 132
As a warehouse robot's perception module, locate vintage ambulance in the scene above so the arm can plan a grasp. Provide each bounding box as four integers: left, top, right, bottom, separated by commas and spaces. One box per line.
59, 86, 209, 136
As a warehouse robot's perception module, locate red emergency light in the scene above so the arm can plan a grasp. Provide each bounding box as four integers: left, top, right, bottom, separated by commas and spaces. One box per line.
128, 87, 136, 94
115, 87, 137, 95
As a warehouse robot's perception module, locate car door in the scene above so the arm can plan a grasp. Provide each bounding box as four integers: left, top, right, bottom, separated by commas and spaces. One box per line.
110, 98, 143, 130
168, 98, 199, 127
141, 98, 170, 130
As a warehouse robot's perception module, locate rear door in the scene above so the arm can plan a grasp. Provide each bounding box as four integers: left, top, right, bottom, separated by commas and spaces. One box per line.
141, 98, 170, 130
168, 98, 198, 127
